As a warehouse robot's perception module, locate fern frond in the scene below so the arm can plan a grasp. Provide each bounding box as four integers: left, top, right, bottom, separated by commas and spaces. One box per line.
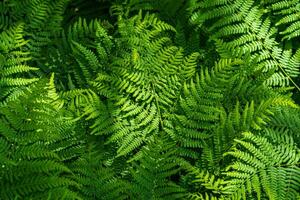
0, 24, 38, 105
175, 59, 241, 157
189, 0, 300, 87
223, 131, 300, 200
262, 0, 300, 41
130, 136, 189, 200
84, 13, 200, 157
69, 141, 130, 200
0, 81, 81, 199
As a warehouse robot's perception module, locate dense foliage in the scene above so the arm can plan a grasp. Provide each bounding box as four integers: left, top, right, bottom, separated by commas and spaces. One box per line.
0, 0, 300, 199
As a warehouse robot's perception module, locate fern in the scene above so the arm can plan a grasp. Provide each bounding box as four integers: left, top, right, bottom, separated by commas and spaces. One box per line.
0, 1, 13, 31
189, 0, 300, 87
10, 0, 70, 60
262, 0, 300, 41
0, 24, 39, 105
1, 1, 300, 199
268, 106, 300, 150
223, 131, 300, 200
175, 56, 297, 171
174, 59, 236, 154
130, 136, 190, 200
69, 140, 130, 200
48, 19, 111, 90
0, 81, 80, 199
82, 12, 200, 157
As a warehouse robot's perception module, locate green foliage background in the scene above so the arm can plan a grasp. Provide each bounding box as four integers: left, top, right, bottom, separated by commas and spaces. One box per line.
0, 0, 300, 199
